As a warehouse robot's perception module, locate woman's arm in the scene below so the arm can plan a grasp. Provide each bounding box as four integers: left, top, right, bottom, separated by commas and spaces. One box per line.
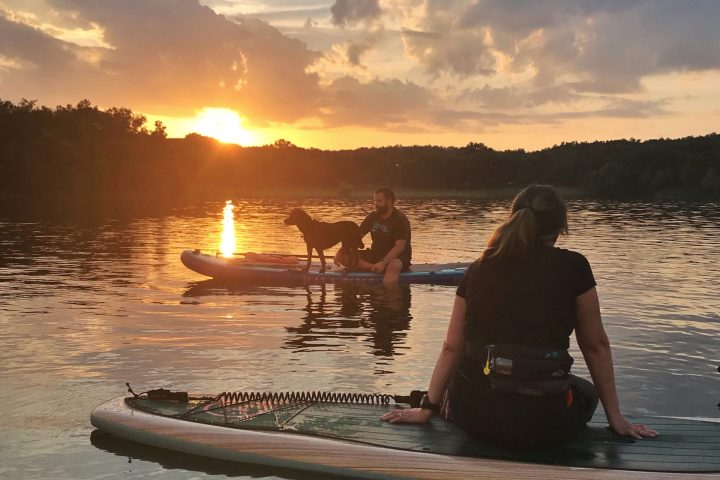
381, 295, 466, 424
575, 287, 658, 438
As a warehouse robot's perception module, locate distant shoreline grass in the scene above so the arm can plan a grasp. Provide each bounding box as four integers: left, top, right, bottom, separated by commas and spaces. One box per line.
1, 186, 715, 219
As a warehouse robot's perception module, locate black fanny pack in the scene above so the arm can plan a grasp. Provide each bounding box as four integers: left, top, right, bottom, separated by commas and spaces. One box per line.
468, 343, 574, 396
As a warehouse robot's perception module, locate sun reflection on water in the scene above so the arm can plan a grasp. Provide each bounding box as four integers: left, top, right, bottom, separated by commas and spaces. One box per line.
220, 200, 236, 258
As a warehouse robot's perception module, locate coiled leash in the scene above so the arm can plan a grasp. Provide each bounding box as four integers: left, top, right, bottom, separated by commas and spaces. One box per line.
126, 382, 426, 424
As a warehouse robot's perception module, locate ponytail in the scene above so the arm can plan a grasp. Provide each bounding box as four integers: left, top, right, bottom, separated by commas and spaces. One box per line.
481, 185, 567, 264
483, 207, 537, 262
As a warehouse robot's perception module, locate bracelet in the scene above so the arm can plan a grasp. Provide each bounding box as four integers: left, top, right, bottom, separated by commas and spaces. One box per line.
419, 393, 440, 413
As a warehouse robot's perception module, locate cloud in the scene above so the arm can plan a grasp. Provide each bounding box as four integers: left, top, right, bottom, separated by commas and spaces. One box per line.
227, 5, 330, 29
330, 0, 381, 27
0, 14, 76, 69
1, 0, 322, 122
0, 13, 107, 100
0, 1, 444, 130
333, 29, 385, 67
402, 27, 496, 76
427, 97, 669, 131
320, 75, 432, 127
462, 84, 581, 109
428, 108, 525, 128
398, 0, 720, 92
345, 40, 373, 66
0, 0, 716, 140
553, 98, 669, 119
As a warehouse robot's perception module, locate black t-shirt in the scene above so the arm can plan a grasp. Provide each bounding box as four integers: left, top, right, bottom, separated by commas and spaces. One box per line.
456, 246, 596, 351
360, 208, 412, 266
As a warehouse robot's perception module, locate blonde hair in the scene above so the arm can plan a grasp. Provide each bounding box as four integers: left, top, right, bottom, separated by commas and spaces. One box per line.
482, 185, 568, 263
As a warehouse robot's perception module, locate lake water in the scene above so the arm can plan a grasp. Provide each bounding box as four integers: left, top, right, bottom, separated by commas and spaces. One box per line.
1, 197, 719, 479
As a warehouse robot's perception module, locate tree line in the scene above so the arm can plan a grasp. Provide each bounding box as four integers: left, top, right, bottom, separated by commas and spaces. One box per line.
1, 99, 718, 209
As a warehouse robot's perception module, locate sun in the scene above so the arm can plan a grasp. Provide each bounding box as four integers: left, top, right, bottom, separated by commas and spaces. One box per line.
193, 108, 254, 145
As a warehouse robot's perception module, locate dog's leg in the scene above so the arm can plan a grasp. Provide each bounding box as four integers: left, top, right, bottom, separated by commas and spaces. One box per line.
342, 242, 353, 270
304, 244, 312, 272
350, 249, 357, 270
318, 248, 326, 273
340, 242, 357, 271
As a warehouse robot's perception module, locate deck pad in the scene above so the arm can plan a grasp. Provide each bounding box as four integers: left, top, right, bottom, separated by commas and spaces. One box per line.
127, 396, 720, 473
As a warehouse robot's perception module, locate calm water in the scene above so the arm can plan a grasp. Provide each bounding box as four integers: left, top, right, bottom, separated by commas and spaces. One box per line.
1, 198, 719, 479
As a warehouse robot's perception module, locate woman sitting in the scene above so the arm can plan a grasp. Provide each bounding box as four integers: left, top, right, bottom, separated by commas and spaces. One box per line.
381, 185, 657, 448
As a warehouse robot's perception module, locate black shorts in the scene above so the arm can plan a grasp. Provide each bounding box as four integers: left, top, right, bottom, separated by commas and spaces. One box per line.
446, 365, 598, 449
358, 249, 411, 272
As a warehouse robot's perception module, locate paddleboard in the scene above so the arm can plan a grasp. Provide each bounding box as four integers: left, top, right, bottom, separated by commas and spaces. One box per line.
90, 391, 720, 480
181, 250, 468, 285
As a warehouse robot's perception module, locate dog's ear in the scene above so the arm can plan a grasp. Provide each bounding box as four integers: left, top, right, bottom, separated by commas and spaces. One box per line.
284, 209, 298, 225
293, 208, 311, 223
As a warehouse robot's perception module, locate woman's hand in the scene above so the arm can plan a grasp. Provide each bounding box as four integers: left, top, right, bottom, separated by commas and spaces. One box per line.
608, 413, 659, 439
380, 407, 432, 424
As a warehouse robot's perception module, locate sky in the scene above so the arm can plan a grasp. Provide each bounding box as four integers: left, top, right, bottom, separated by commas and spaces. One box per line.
1, 0, 719, 150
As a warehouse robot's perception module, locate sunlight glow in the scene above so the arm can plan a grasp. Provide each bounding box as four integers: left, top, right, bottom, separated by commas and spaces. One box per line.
193, 108, 254, 145
220, 200, 236, 258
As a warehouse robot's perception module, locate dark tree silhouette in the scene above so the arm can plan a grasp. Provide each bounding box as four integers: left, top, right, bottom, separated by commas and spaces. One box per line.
0, 98, 718, 212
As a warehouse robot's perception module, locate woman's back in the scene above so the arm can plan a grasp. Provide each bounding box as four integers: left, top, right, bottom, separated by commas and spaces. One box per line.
459, 246, 596, 351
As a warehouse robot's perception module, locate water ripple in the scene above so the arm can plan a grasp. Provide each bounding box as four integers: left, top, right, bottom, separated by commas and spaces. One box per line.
1, 199, 719, 479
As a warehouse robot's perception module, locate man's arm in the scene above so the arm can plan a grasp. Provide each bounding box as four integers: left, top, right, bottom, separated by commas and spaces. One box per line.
359, 213, 373, 238
371, 239, 406, 273
382, 214, 409, 264
381, 239, 406, 265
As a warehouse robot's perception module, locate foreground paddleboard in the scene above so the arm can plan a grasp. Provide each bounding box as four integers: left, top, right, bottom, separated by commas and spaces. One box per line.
91, 393, 720, 480
181, 250, 468, 285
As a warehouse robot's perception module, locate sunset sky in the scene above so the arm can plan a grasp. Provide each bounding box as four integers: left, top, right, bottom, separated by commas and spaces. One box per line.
1, 0, 719, 150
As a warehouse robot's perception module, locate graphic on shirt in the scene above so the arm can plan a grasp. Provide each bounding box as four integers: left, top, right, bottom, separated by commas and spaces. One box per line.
372, 222, 391, 234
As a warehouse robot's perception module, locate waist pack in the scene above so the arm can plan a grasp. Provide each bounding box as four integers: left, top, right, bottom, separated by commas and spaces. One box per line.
470, 343, 574, 396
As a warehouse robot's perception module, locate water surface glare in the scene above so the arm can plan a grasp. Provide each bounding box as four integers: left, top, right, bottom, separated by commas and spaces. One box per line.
1, 198, 719, 479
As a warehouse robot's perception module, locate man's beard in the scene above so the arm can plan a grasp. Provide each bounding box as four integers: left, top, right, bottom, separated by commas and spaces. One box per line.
375, 204, 388, 214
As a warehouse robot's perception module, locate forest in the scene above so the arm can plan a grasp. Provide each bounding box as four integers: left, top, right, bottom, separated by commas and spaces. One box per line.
1, 99, 719, 209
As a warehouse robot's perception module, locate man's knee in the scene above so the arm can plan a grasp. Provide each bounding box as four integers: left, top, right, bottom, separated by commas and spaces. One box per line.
386, 259, 403, 273
383, 259, 403, 283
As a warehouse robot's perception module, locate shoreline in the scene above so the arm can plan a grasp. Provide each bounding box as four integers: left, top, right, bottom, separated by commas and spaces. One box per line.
1, 186, 717, 214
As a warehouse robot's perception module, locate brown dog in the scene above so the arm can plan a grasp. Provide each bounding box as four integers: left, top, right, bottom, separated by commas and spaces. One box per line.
284, 208, 363, 272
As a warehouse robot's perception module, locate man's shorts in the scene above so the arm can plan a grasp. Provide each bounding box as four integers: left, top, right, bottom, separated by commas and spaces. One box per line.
358, 249, 410, 272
